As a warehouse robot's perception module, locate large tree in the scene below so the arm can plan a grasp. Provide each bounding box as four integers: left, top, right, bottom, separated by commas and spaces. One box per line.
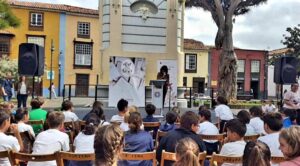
185, 0, 267, 100
0, 0, 20, 30
282, 24, 300, 56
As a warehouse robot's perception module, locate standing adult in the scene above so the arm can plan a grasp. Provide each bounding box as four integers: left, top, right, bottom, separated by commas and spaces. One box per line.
1, 72, 13, 102
16, 76, 30, 108
157, 65, 169, 106
50, 82, 57, 99
283, 83, 300, 125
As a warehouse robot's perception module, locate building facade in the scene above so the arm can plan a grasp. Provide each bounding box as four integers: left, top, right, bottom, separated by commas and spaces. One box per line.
210, 48, 268, 99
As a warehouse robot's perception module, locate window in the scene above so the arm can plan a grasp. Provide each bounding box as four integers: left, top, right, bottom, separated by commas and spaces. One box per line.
77, 22, 90, 38
0, 40, 9, 57
251, 60, 260, 73
74, 42, 93, 67
29, 12, 44, 31
27, 36, 45, 47
183, 77, 187, 86
237, 60, 245, 73
185, 54, 197, 73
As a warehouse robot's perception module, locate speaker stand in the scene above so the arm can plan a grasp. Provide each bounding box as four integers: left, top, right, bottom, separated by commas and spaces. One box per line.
32, 76, 35, 99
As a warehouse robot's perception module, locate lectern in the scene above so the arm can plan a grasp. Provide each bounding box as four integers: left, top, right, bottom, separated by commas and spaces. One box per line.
150, 80, 166, 109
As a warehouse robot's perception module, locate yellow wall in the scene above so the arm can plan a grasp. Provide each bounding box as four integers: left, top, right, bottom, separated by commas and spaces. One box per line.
7, 7, 60, 91
182, 49, 209, 87
64, 14, 100, 85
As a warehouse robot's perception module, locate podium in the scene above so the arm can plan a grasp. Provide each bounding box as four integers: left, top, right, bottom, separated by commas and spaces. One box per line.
150, 80, 166, 110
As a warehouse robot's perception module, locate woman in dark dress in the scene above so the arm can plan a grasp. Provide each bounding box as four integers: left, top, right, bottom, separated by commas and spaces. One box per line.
157, 65, 169, 106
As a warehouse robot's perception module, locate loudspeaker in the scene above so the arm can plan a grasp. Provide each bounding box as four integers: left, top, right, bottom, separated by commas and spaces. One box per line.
274, 56, 299, 84
18, 43, 44, 76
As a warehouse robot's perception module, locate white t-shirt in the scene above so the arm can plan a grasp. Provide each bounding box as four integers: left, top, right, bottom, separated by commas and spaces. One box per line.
63, 111, 79, 122
220, 140, 246, 166
20, 82, 27, 94
249, 117, 266, 135
110, 114, 124, 123
215, 104, 234, 121
283, 91, 300, 109
28, 129, 69, 166
18, 122, 35, 137
197, 121, 219, 143
74, 132, 94, 153
119, 122, 144, 132
258, 132, 283, 156
245, 124, 256, 136
0, 132, 20, 166
265, 104, 276, 113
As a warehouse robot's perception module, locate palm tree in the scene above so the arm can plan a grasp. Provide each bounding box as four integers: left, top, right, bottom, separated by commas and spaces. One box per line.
185, 0, 267, 100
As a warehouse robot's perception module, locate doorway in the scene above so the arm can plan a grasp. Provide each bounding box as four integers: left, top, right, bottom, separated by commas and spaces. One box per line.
250, 80, 259, 99
193, 77, 205, 94
76, 74, 89, 97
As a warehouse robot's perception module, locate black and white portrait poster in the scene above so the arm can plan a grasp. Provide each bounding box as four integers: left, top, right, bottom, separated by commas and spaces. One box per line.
109, 56, 146, 107
157, 60, 177, 107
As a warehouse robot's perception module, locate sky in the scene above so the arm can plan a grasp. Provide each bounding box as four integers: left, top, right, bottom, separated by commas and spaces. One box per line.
19, 0, 300, 51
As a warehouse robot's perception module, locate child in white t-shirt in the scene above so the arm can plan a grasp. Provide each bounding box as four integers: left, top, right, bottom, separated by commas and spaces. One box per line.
265, 100, 276, 113
15, 108, 35, 137
197, 109, 219, 155
249, 106, 266, 135
220, 119, 247, 166
237, 110, 256, 136
0, 111, 23, 166
111, 99, 128, 123
28, 112, 69, 166
61, 100, 79, 122
214, 96, 234, 133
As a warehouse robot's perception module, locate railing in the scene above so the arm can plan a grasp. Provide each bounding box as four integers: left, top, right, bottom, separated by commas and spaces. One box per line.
62, 84, 215, 108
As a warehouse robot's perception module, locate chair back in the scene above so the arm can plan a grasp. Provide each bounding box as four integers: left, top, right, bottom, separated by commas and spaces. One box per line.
210, 153, 242, 166
244, 134, 260, 142
160, 150, 176, 166
155, 130, 167, 148
119, 151, 156, 166
57, 151, 95, 166
0, 151, 13, 165
199, 133, 226, 151
27, 120, 44, 133
198, 151, 207, 166
27, 120, 44, 125
143, 122, 161, 128
11, 151, 59, 165
271, 156, 285, 164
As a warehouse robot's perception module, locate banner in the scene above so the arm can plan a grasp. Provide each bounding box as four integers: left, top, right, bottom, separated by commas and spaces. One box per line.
157, 60, 177, 107
109, 56, 146, 107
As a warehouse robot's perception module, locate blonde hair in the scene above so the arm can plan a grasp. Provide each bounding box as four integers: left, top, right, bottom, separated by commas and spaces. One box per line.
124, 105, 139, 123
174, 137, 200, 166
279, 126, 300, 159
94, 124, 124, 166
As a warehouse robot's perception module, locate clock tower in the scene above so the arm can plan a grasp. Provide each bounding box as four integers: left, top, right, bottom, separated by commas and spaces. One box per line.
98, 0, 185, 86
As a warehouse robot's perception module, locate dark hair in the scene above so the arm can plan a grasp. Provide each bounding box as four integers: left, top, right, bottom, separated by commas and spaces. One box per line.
217, 96, 228, 105
237, 110, 251, 124
249, 106, 263, 117
145, 104, 156, 115
47, 111, 65, 129
30, 98, 42, 109
225, 119, 246, 137
15, 108, 29, 122
160, 65, 168, 74
180, 111, 199, 130
166, 111, 177, 124
128, 112, 142, 133
262, 112, 283, 132
91, 101, 105, 120
198, 109, 211, 121
61, 100, 73, 111
243, 141, 271, 166
117, 99, 128, 112
0, 111, 10, 127
83, 114, 101, 135
198, 105, 207, 112
283, 109, 297, 122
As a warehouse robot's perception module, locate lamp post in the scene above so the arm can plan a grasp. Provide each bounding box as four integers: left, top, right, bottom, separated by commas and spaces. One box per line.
50, 39, 54, 99
58, 52, 62, 96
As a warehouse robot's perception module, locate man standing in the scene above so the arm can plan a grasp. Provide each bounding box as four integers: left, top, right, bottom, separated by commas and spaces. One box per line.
1, 73, 13, 101
283, 83, 300, 124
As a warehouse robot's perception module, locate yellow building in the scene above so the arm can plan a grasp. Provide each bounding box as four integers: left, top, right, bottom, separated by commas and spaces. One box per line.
183, 39, 209, 94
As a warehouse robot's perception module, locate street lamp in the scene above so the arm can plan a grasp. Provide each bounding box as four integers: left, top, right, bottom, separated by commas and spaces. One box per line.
58, 51, 62, 96
50, 39, 54, 99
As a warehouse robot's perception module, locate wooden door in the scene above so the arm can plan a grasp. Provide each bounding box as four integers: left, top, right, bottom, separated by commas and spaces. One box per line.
76, 74, 89, 96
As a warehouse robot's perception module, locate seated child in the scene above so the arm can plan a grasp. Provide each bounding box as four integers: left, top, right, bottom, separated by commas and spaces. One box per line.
243, 141, 271, 166
282, 109, 293, 128
249, 106, 266, 135
15, 108, 35, 137
0, 111, 23, 165
120, 105, 144, 131
143, 104, 159, 122
159, 111, 177, 132
61, 100, 79, 122
110, 99, 128, 123
174, 137, 200, 166
214, 96, 234, 133
29, 97, 47, 134
197, 109, 219, 155
28, 111, 69, 166
237, 110, 256, 136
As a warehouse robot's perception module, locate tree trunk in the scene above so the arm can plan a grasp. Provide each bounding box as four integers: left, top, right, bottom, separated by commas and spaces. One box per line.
217, 15, 237, 101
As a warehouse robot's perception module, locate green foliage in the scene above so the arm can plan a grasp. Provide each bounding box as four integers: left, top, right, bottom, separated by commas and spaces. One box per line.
0, 55, 18, 80
282, 24, 300, 57
0, 0, 20, 30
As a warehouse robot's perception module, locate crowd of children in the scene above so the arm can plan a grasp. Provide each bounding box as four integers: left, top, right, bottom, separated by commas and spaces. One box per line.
1, 96, 300, 166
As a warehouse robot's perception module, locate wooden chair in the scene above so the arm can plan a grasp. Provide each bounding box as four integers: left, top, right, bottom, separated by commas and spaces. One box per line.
160, 150, 206, 166
155, 130, 167, 148
11, 151, 59, 166
210, 153, 243, 166
244, 134, 260, 142
57, 151, 95, 166
271, 156, 286, 164
27, 120, 44, 125
143, 122, 161, 128
0, 150, 13, 165
119, 150, 156, 166
199, 133, 226, 151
